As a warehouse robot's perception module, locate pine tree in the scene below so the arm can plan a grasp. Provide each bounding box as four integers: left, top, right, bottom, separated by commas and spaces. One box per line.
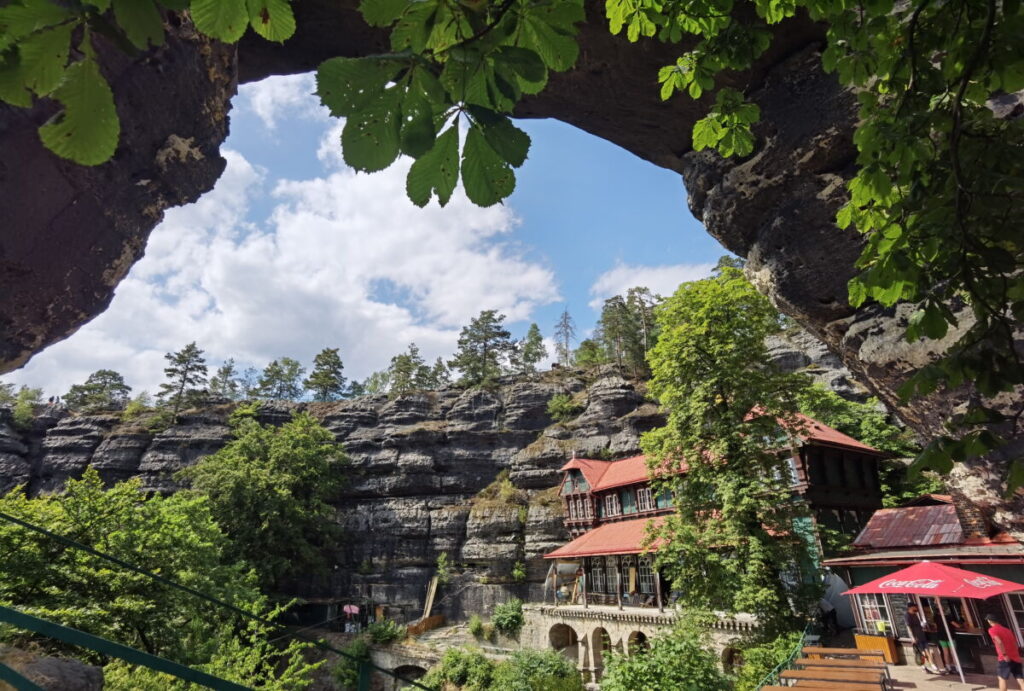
518, 323, 547, 374
64, 369, 132, 411
208, 359, 241, 401
0, 382, 15, 407
574, 338, 607, 368
389, 343, 429, 395
553, 309, 576, 366
238, 366, 260, 399
346, 379, 367, 398
157, 342, 208, 417
428, 357, 451, 388
256, 358, 306, 400
304, 348, 347, 401
362, 370, 391, 395
448, 310, 514, 386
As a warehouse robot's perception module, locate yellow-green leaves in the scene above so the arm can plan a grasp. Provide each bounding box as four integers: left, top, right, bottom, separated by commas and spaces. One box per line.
246, 0, 296, 43
407, 125, 459, 206
690, 89, 758, 157
39, 58, 119, 165
190, 0, 249, 42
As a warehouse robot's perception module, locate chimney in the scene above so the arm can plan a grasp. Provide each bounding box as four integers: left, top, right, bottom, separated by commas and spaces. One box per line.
950, 490, 989, 539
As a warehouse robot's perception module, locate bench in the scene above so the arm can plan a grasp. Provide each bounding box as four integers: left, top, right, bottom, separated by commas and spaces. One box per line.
762, 685, 882, 691
802, 646, 885, 659
795, 657, 890, 678
780, 668, 886, 688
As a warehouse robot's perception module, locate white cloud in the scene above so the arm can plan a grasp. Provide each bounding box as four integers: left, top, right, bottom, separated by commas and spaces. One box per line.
588, 261, 715, 308
7, 77, 561, 396
236, 73, 328, 130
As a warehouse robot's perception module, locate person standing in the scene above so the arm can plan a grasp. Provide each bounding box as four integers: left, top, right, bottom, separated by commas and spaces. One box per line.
906, 603, 943, 674
986, 613, 1024, 691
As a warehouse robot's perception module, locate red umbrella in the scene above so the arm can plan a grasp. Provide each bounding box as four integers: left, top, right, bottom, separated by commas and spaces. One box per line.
844, 561, 1024, 683
844, 560, 1024, 599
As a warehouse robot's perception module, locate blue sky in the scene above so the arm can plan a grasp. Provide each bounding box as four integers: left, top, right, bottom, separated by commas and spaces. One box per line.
8, 74, 726, 395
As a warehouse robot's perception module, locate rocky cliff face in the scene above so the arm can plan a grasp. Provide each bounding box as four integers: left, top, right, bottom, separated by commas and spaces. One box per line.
0, 370, 663, 621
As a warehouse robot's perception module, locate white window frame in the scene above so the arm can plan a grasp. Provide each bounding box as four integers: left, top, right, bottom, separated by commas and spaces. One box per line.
604, 493, 621, 516
637, 487, 654, 512
638, 556, 655, 594
591, 558, 606, 593
1004, 593, 1024, 646
584, 498, 593, 518
605, 556, 620, 592
857, 593, 894, 634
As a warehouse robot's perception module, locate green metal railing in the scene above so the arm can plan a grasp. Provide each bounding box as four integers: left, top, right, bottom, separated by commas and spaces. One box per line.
0, 510, 431, 690
754, 623, 812, 689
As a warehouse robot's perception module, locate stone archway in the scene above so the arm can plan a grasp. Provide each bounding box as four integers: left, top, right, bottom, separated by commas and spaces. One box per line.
721, 647, 742, 676
627, 630, 649, 654
393, 664, 427, 689
549, 623, 580, 663
591, 626, 613, 680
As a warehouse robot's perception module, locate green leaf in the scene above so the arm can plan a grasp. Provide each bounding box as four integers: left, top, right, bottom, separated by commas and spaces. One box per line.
691, 117, 722, 151
476, 113, 530, 167
389, 0, 435, 53
19, 23, 72, 96
399, 93, 437, 158
360, 0, 409, 27
717, 126, 754, 157
39, 58, 120, 165
316, 57, 403, 117
847, 278, 867, 307
246, 0, 295, 43
835, 203, 853, 229
0, 55, 31, 107
461, 124, 515, 206
113, 0, 165, 50
341, 89, 402, 172
190, 0, 249, 42
407, 125, 459, 207
520, 14, 579, 72
0, 0, 74, 44
159, 0, 191, 9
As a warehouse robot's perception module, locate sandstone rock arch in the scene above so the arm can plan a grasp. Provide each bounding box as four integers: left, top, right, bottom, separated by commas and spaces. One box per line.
1, 2, 1021, 532
392, 664, 426, 688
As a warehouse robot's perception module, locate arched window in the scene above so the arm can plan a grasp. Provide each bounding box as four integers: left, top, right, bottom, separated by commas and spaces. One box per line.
591, 557, 606, 592
605, 556, 620, 593
638, 556, 655, 595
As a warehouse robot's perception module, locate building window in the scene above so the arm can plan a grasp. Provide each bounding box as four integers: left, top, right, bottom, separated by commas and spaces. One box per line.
604, 494, 621, 516
638, 556, 655, 595
584, 498, 593, 519
591, 558, 606, 593
567, 500, 576, 519
656, 488, 673, 509
621, 489, 637, 514
1005, 594, 1024, 645
858, 593, 893, 634
605, 556, 620, 593
637, 487, 654, 512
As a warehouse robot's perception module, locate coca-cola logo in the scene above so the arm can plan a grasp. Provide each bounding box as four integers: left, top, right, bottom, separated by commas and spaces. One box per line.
964, 576, 1003, 589
878, 579, 942, 589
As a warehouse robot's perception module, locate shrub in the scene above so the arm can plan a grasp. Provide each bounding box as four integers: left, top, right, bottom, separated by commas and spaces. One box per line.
732, 630, 803, 691
490, 649, 583, 691
492, 598, 524, 637
482, 623, 496, 642
473, 470, 527, 509
421, 647, 494, 691
512, 561, 527, 583
468, 614, 484, 638
11, 386, 41, 430
367, 619, 406, 645
357, 558, 373, 575
546, 394, 583, 423
332, 637, 370, 690
436, 551, 452, 586
120, 392, 152, 422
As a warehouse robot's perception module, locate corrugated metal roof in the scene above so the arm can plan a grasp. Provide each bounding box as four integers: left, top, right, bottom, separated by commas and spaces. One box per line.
825, 543, 1024, 567
853, 504, 964, 549
544, 517, 666, 559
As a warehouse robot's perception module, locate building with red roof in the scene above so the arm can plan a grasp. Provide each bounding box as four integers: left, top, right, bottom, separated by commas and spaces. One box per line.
542, 413, 887, 610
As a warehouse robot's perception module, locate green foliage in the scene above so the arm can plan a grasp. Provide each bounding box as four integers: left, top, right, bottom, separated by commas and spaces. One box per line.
473, 469, 527, 509
491, 598, 523, 636
732, 630, 802, 691
0, 468, 315, 687
489, 649, 582, 691
64, 369, 132, 412
178, 411, 347, 588
156, 342, 208, 417
0, 382, 14, 408
512, 323, 547, 374
553, 309, 576, 366
332, 636, 370, 690
0, 0, 294, 163
601, 613, 731, 691
448, 310, 515, 386
421, 646, 494, 691
546, 393, 583, 423
598, 287, 660, 378
388, 342, 430, 395
573, 338, 607, 368
468, 613, 484, 637
304, 347, 347, 401
255, 356, 306, 400
511, 560, 527, 582
366, 618, 406, 644
643, 268, 820, 636
357, 558, 373, 575
120, 391, 152, 421
436, 551, 452, 586
11, 386, 41, 430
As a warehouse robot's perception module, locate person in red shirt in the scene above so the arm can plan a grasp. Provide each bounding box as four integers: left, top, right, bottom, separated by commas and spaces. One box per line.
986, 614, 1024, 691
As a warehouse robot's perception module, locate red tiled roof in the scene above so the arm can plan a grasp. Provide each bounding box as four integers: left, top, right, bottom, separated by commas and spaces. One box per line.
852, 504, 964, 549
560, 458, 611, 489
790, 413, 882, 453
544, 517, 666, 559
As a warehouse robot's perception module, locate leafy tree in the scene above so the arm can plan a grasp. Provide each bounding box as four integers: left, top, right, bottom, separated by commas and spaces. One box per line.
11, 386, 42, 429
427, 357, 451, 388
547, 394, 583, 423
0, 382, 15, 408
515, 323, 547, 374
733, 630, 803, 691
179, 410, 347, 589
64, 369, 131, 412
421, 647, 495, 691
256, 357, 306, 401
388, 343, 431, 395
601, 614, 731, 691
553, 309, 576, 366
449, 310, 514, 386
490, 649, 582, 691
156, 342, 208, 417
208, 359, 241, 401
346, 379, 367, 398
304, 348, 347, 401
491, 598, 524, 636
642, 267, 820, 636
121, 391, 153, 422
573, 339, 606, 368
0, 469, 315, 688
361, 369, 392, 396
239, 366, 260, 399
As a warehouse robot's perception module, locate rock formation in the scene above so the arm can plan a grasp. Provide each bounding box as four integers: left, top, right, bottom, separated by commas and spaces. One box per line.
1, 6, 1020, 531
0, 371, 663, 620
